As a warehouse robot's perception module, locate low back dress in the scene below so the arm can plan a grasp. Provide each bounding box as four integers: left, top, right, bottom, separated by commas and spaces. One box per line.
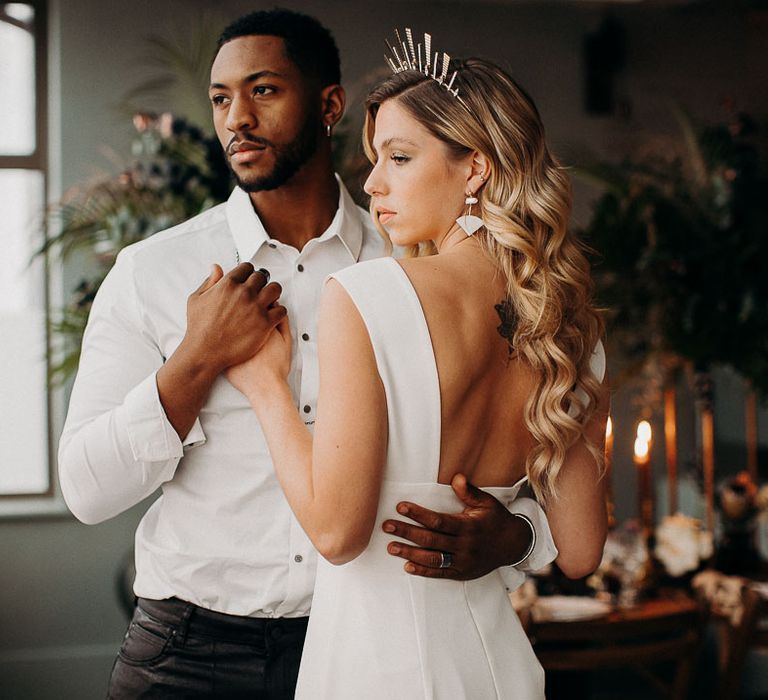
295, 256, 585, 699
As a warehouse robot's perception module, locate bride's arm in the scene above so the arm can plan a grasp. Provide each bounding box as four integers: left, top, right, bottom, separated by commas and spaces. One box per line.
545, 378, 610, 578
232, 279, 387, 565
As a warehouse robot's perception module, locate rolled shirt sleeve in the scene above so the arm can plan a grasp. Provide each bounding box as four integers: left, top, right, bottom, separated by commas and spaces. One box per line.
124, 374, 205, 464
58, 248, 205, 525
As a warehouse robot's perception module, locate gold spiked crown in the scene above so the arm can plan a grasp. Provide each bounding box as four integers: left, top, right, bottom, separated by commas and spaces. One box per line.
384, 28, 466, 106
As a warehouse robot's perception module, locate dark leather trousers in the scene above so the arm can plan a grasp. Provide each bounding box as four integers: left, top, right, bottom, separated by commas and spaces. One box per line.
107, 597, 308, 699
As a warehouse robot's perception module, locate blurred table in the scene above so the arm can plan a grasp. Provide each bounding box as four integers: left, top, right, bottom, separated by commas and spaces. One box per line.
529, 592, 704, 700
532, 593, 699, 642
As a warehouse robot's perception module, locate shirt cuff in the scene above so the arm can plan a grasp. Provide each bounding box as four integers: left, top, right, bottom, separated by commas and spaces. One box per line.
124, 373, 207, 467
498, 497, 559, 591
499, 564, 527, 593
183, 418, 206, 449
508, 497, 558, 572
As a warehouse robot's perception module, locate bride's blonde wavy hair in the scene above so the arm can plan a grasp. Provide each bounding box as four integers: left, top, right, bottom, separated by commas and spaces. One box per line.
363, 58, 605, 504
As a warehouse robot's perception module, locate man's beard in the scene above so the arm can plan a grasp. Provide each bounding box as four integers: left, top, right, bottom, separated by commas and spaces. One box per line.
226, 112, 320, 193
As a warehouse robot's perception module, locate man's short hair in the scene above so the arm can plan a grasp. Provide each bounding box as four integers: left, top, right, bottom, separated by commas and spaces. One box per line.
216, 8, 341, 87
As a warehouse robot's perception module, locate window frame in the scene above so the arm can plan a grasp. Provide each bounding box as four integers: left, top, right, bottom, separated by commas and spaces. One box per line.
0, 0, 47, 169
0, 0, 68, 517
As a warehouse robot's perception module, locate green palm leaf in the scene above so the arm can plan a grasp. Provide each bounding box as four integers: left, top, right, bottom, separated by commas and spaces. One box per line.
115, 18, 222, 131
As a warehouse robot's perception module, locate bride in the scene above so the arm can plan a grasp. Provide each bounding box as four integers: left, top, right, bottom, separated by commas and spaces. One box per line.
227, 35, 609, 700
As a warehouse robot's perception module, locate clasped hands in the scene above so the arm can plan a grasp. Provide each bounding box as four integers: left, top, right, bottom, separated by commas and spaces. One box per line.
188, 262, 532, 580
185, 262, 286, 383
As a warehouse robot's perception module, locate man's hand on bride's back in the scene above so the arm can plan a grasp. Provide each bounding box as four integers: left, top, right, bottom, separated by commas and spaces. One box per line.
381, 474, 534, 581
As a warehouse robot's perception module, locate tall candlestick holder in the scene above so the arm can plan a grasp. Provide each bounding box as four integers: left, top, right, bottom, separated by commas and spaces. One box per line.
634, 421, 654, 538
745, 382, 759, 483
605, 416, 616, 529
694, 371, 716, 533
664, 381, 678, 515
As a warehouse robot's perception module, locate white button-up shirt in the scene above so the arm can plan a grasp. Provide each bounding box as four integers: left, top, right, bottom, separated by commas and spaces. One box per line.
59, 181, 556, 618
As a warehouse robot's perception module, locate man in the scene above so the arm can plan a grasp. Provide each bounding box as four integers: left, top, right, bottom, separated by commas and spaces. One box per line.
59, 9, 557, 698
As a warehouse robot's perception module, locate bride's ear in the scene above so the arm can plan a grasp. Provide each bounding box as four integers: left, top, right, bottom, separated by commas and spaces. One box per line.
466, 152, 491, 195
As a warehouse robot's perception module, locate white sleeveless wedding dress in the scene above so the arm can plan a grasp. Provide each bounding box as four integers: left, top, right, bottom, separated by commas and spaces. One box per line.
295, 257, 547, 699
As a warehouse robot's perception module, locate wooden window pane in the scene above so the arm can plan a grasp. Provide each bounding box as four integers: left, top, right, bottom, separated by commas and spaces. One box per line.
0, 168, 48, 494
0, 3, 36, 156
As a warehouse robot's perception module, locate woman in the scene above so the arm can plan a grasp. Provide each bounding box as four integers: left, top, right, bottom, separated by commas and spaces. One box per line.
227, 40, 608, 699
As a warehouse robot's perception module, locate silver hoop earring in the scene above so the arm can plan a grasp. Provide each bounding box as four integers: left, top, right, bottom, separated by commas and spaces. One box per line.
456, 193, 484, 236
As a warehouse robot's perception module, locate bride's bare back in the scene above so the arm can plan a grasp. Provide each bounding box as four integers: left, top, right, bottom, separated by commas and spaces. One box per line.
398, 249, 538, 488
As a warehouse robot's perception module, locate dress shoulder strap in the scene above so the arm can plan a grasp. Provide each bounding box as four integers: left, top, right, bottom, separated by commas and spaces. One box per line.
590, 340, 607, 383
327, 258, 441, 483
568, 340, 607, 418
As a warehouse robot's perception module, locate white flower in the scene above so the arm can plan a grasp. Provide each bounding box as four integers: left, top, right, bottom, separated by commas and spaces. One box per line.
693, 570, 746, 626
756, 484, 768, 511
698, 529, 714, 560
655, 513, 708, 577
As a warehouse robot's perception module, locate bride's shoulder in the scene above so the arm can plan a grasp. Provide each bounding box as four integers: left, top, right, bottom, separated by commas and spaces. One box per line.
327, 256, 394, 284
323, 257, 405, 309
393, 255, 444, 279
397, 253, 493, 295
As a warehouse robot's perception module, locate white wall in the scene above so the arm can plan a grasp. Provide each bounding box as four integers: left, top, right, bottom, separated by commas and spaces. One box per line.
2, 1, 767, 697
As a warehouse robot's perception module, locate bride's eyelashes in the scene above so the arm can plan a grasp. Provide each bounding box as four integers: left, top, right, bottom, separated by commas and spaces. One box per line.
390, 152, 411, 164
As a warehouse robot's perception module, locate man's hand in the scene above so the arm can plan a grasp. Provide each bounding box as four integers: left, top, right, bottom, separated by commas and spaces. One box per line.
382, 473, 533, 580
156, 263, 285, 440
183, 262, 286, 374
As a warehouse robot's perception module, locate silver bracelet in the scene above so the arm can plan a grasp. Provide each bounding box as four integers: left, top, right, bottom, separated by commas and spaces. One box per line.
508, 512, 536, 568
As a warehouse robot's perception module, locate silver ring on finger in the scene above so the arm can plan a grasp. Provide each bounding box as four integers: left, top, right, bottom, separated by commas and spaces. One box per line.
439, 551, 453, 569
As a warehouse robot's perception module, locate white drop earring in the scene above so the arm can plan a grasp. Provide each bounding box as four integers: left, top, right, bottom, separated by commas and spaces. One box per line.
326, 123, 332, 138
456, 192, 484, 236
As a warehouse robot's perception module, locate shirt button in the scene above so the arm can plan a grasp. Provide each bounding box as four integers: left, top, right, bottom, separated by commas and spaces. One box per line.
303, 405, 311, 414
268, 242, 277, 249
297, 264, 304, 272
294, 554, 303, 563
301, 333, 310, 341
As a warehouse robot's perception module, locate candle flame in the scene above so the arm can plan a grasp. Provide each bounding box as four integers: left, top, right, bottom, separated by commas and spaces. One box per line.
634, 436, 649, 460
637, 420, 652, 443
606, 416, 612, 438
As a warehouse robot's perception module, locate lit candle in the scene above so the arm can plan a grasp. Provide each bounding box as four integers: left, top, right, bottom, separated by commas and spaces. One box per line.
634, 422, 654, 535
605, 417, 615, 528
634, 435, 649, 462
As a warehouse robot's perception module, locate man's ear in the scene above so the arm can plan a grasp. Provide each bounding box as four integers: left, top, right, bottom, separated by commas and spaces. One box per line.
320, 84, 346, 130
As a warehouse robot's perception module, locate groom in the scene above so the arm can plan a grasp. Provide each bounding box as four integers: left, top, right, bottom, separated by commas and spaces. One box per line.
59, 9, 556, 698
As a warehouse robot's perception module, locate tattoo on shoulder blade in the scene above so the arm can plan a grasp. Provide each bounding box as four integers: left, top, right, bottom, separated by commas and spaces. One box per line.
495, 299, 517, 356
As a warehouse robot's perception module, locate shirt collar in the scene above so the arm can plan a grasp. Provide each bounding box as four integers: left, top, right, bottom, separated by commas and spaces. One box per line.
226, 174, 364, 263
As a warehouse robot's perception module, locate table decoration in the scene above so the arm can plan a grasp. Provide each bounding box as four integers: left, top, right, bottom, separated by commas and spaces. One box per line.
692, 569, 749, 626
716, 471, 761, 575
654, 513, 713, 579
589, 520, 650, 608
